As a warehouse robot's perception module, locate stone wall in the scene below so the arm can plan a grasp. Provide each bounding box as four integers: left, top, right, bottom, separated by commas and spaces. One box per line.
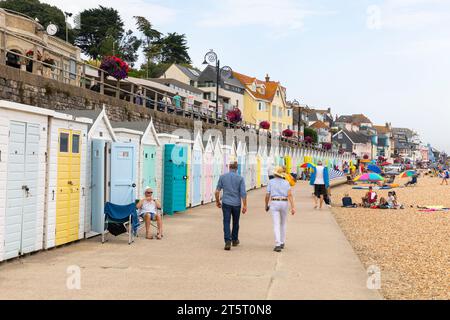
0, 64, 307, 149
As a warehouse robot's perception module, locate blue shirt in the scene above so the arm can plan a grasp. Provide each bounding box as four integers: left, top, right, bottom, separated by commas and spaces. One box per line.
267, 177, 291, 197
216, 171, 247, 206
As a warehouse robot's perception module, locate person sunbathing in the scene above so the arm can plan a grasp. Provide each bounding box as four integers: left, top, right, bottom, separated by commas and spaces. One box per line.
405, 175, 418, 187
136, 187, 163, 239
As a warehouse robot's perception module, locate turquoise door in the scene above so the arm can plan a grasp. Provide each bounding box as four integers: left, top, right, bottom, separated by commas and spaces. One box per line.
110, 143, 136, 205
4, 121, 40, 260
163, 144, 187, 215
142, 145, 157, 197
91, 139, 105, 234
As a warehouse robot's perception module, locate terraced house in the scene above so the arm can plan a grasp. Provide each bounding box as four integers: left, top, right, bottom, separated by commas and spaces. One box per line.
233, 72, 292, 134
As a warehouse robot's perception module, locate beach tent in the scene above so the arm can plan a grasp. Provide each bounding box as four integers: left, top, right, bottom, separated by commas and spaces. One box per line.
60, 108, 118, 239
203, 135, 214, 204
176, 137, 194, 208
0, 101, 89, 260
191, 132, 203, 207
213, 137, 223, 194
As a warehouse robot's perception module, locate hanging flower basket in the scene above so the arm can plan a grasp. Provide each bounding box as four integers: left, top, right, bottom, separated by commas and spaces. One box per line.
100, 56, 129, 80
282, 129, 294, 138
259, 121, 270, 130
226, 108, 242, 124
322, 142, 332, 150
363, 154, 369, 160
304, 136, 313, 144
42, 58, 56, 71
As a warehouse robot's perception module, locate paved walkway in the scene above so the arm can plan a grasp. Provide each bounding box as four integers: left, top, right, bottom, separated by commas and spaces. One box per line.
0, 181, 381, 300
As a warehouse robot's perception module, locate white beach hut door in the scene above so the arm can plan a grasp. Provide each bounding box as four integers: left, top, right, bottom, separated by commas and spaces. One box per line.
4, 121, 39, 259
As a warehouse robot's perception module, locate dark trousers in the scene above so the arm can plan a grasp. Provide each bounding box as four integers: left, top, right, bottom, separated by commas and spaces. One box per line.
222, 203, 241, 243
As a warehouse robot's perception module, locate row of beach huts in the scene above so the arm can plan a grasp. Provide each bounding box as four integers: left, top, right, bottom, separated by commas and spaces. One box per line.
0, 100, 354, 262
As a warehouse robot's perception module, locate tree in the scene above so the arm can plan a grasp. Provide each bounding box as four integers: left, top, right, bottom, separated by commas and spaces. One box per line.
304, 127, 318, 143
0, 0, 74, 42
159, 33, 191, 64
75, 6, 124, 60
98, 30, 142, 67
134, 16, 162, 77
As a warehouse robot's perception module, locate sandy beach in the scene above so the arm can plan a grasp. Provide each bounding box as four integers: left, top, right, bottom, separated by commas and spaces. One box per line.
330, 175, 450, 299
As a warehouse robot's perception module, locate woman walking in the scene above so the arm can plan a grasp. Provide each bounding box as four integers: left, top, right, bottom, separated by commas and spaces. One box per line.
265, 166, 296, 252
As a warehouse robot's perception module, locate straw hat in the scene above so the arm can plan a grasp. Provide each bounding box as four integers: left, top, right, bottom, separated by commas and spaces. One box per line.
273, 166, 286, 178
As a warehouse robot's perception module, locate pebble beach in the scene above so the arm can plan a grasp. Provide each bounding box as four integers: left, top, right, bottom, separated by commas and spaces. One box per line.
330, 175, 450, 299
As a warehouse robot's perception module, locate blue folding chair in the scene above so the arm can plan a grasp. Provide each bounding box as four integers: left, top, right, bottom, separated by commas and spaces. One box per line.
102, 202, 140, 245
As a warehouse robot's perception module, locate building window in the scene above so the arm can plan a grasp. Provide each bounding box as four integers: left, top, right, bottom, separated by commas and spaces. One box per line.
342, 143, 347, 149
272, 106, 277, 117
278, 108, 283, 118
287, 109, 292, 117
338, 133, 343, 139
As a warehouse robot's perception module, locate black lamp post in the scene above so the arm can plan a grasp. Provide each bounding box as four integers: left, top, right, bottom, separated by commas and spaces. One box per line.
203, 49, 232, 122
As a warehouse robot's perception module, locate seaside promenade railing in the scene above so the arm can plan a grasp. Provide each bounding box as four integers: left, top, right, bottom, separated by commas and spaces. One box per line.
0, 26, 353, 159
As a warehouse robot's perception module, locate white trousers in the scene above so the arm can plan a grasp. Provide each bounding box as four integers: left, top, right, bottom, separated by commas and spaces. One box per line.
270, 201, 289, 246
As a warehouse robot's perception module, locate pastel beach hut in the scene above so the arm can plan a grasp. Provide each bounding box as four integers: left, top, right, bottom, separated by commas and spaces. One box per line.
176, 137, 194, 208
202, 135, 214, 204
0, 101, 89, 260
213, 136, 223, 193
221, 142, 232, 174
191, 132, 203, 207
61, 109, 118, 238
247, 146, 257, 190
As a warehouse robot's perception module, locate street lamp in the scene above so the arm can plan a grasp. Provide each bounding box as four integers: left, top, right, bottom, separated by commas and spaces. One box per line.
64, 11, 72, 43
291, 99, 301, 143
203, 49, 232, 122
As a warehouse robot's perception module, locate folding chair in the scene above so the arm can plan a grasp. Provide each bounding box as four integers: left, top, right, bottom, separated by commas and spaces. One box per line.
102, 202, 139, 245
136, 206, 164, 238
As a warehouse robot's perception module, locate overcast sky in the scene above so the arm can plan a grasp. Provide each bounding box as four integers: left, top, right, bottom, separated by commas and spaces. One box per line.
42, 0, 450, 152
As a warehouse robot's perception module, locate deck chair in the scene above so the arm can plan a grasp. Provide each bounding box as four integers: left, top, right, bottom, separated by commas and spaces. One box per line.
102, 202, 140, 245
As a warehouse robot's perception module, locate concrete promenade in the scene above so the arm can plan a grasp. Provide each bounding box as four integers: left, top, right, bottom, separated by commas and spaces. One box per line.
0, 181, 381, 300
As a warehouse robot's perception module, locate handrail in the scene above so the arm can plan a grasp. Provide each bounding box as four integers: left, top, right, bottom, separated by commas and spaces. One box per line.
0, 26, 356, 161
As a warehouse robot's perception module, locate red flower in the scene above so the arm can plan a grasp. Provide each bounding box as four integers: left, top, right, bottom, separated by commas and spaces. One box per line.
282, 129, 294, 137
259, 121, 270, 129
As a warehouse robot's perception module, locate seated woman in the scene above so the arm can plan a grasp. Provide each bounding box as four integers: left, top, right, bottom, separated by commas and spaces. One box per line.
342, 193, 357, 207
361, 187, 378, 207
387, 191, 404, 209
136, 187, 163, 239
378, 197, 389, 209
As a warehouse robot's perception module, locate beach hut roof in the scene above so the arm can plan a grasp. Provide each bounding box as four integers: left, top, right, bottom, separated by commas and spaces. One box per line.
62, 107, 117, 141
111, 121, 144, 135
204, 134, 214, 152
193, 131, 204, 151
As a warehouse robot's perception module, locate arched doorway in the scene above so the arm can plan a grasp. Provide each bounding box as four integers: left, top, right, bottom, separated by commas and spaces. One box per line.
6, 49, 21, 69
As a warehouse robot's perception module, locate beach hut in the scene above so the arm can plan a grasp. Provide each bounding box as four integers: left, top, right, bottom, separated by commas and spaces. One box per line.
111, 122, 142, 197
221, 142, 232, 174
61, 109, 119, 238
162, 143, 187, 215
176, 137, 194, 208
248, 148, 257, 190
0, 101, 88, 260
256, 145, 262, 188
213, 137, 223, 193
191, 132, 203, 207
203, 135, 214, 204
261, 145, 269, 185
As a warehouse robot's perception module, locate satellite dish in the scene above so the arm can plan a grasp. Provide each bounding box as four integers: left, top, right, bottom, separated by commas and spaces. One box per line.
46, 23, 58, 36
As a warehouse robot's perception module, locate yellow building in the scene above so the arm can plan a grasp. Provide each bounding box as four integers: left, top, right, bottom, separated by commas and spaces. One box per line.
233, 72, 292, 134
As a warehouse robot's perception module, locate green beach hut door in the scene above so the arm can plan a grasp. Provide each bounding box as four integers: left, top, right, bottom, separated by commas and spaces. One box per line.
163, 144, 187, 215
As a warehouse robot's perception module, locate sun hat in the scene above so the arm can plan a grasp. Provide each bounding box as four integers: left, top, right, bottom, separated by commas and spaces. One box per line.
273, 166, 286, 178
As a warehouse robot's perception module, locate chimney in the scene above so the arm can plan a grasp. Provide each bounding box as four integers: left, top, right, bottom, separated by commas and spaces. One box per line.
265, 74, 270, 82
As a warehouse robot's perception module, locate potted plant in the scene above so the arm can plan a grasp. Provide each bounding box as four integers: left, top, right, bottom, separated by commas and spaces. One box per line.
282, 129, 294, 138
100, 56, 130, 80
259, 120, 270, 130
226, 108, 242, 124
42, 57, 56, 71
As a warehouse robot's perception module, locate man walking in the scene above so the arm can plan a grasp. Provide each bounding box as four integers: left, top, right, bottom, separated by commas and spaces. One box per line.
215, 161, 247, 251
310, 160, 330, 209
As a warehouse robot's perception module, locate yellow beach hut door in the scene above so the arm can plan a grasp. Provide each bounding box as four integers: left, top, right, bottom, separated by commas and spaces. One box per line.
56, 129, 81, 246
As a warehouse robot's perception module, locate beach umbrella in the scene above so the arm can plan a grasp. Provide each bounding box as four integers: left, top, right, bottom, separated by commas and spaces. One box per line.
367, 164, 382, 174
300, 162, 315, 169
400, 170, 416, 178
354, 173, 384, 182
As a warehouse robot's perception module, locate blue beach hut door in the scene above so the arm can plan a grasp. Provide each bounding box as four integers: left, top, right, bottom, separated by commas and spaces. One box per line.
91, 139, 106, 234
110, 143, 136, 205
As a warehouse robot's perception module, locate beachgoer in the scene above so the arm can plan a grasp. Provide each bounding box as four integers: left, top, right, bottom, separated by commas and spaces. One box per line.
440, 170, 449, 185
309, 160, 330, 210
173, 92, 182, 112
342, 193, 356, 207
405, 174, 418, 187
215, 161, 247, 251
136, 187, 163, 239
362, 186, 378, 207
265, 166, 296, 252
379, 197, 389, 209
